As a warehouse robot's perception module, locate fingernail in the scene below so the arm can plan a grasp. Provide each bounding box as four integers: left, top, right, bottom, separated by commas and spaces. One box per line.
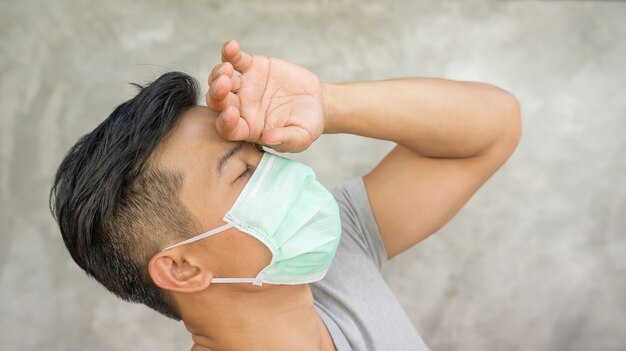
267, 142, 282, 146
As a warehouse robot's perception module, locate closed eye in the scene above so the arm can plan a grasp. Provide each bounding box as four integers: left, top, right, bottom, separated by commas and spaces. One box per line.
237, 165, 254, 180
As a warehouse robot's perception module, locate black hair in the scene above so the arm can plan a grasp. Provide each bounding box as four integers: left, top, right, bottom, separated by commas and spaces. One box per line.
49, 71, 202, 320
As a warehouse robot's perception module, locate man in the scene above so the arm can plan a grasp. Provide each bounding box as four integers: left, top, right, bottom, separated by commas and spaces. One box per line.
50, 39, 521, 350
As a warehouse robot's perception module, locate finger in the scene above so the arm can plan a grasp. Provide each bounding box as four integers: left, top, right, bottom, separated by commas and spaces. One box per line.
215, 106, 251, 141
207, 75, 240, 111
221, 40, 253, 74
208, 74, 231, 101
208, 62, 234, 85
261, 126, 313, 153
231, 75, 242, 93
206, 90, 240, 112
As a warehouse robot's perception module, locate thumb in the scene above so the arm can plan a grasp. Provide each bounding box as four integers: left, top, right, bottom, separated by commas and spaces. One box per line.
261, 126, 312, 153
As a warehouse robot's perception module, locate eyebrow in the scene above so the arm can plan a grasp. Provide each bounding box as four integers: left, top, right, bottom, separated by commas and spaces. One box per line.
216, 142, 245, 177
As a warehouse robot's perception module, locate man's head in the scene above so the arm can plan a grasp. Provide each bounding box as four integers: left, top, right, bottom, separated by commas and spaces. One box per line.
50, 72, 272, 321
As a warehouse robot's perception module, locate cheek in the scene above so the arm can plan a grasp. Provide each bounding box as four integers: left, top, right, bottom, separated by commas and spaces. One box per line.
214, 230, 273, 277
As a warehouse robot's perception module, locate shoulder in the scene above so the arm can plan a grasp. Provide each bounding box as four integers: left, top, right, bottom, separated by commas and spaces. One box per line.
329, 177, 388, 271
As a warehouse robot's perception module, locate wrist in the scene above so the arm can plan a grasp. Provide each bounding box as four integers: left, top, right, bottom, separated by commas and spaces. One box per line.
320, 82, 340, 134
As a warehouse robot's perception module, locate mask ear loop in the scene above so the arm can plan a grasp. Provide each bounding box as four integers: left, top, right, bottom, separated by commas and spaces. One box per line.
211, 277, 265, 286
160, 221, 265, 285
160, 222, 236, 252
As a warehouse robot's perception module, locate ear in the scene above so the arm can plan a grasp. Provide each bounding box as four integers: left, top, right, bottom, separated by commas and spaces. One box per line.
148, 250, 214, 293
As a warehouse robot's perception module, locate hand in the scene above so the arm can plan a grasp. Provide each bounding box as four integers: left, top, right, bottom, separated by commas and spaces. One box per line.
206, 40, 326, 153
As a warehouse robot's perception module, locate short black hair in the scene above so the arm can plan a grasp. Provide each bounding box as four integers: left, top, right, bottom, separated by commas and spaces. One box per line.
49, 71, 202, 320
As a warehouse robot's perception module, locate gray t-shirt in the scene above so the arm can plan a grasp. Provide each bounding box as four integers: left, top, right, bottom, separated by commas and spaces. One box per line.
310, 177, 431, 351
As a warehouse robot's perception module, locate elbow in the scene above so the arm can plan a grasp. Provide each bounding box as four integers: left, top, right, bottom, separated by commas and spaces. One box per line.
476, 82, 523, 147
493, 86, 523, 150
484, 86, 523, 159
504, 91, 523, 149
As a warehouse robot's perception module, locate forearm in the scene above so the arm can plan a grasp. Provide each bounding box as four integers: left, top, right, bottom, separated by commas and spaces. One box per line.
321, 78, 521, 158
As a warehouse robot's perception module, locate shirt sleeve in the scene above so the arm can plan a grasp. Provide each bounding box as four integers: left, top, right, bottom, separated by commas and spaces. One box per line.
330, 176, 389, 271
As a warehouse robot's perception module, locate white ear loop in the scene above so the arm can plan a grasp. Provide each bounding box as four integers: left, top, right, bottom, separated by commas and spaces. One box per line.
159, 221, 266, 286
160, 222, 236, 251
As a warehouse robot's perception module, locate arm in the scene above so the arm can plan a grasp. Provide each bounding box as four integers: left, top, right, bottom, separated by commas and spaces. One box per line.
206, 40, 522, 260
321, 78, 522, 259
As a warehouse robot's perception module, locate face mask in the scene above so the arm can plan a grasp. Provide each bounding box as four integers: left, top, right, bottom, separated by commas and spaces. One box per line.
160, 151, 342, 286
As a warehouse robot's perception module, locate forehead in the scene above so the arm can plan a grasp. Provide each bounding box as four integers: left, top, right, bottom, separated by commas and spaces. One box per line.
150, 106, 224, 171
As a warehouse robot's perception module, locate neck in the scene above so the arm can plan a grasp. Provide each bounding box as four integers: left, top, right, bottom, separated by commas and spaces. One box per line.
180, 283, 336, 351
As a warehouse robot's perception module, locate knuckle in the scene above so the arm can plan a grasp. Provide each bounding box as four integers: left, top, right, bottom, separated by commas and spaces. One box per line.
206, 98, 219, 110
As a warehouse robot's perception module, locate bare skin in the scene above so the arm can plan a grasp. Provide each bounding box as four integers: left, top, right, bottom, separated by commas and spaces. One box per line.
148, 39, 521, 350
146, 106, 337, 351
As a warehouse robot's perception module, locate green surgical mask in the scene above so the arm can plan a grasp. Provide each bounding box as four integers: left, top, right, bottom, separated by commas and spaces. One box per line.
161, 151, 342, 286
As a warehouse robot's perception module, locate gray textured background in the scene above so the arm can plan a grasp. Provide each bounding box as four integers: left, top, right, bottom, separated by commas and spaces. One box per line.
1, 0, 625, 350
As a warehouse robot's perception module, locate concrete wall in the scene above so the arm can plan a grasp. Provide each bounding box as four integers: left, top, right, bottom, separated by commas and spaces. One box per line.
1, 0, 624, 350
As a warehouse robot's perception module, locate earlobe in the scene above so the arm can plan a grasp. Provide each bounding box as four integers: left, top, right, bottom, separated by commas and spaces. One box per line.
148, 251, 213, 293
